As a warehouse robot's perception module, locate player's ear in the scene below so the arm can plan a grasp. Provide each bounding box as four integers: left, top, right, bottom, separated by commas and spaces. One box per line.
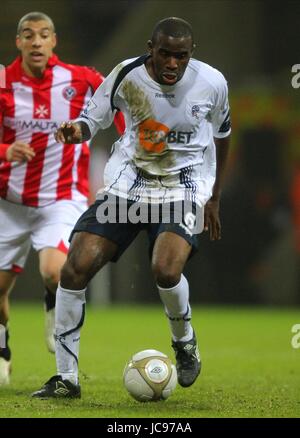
147, 40, 153, 55
16, 35, 21, 51
52, 33, 57, 49
191, 43, 196, 56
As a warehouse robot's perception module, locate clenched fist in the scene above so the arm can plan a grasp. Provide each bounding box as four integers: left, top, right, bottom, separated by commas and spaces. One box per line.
55, 122, 83, 144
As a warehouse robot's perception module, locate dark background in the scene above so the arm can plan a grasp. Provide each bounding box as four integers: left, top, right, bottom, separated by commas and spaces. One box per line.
1, 0, 299, 306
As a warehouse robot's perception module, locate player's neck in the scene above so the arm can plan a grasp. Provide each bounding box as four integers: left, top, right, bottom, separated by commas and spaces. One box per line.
145, 57, 156, 82
21, 61, 45, 79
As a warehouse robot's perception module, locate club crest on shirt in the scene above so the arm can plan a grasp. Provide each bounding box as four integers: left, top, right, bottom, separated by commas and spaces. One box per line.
191, 104, 200, 119
62, 86, 77, 100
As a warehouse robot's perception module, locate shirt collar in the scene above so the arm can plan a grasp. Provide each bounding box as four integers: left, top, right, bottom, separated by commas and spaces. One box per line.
17, 53, 59, 83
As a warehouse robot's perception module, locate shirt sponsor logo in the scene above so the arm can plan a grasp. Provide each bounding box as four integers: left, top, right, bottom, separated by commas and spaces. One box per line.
35, 104, 49, 119
3, 116, 59, 133
138, 119, 192, 153
155, 92, 175, 98
138, 119, 169, 153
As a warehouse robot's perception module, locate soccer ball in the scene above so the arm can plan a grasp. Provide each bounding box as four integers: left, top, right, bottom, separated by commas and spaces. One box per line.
123, 349, 177, 402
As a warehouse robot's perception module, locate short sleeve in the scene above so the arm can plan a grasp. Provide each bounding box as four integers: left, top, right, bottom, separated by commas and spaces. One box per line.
76, 64, 122, 137
209, 75, 231, 139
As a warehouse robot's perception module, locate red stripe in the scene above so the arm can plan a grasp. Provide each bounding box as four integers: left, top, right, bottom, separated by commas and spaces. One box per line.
69, 69, 90, 199
69, 67, 90, 119
12, 264, 24, 274
291, 167, 300, 252
56, 143, 75, 200
0, 68, 18, 198
32, 74, 52, 120
21, 70, 53, 206
0, 126, 13, 197
57, 239, 68, 254
0, 111, 15, 199
22, 132, 48, 206
0, 161, 12, 198
0, 144, 10, 160
114, 111, 125, 136
69, 67, 89, 198
76, 142, 89, 197
56, 67, 91, 200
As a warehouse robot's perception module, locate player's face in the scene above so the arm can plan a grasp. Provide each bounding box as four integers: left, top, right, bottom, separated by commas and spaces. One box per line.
16, 20, 56, 77
147, 34, 194, 85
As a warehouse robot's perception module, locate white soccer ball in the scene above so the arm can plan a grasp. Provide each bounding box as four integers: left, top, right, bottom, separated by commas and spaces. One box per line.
123, 349, 177, 402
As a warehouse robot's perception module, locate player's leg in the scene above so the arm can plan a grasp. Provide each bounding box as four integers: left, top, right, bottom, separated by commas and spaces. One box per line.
0, 199, 31, 385
152, 231, 194, 342
32, 195, 141, 398
32, 200, 87, 354
151, 231, 201, 387
56, 231, 117, 386
39, 248, 67, 353
32, 230, 117, 398
0, 271, 16, 385
150, 199, 204, 387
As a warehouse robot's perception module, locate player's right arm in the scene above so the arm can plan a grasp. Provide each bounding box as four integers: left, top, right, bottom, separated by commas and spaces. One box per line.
0, 99, 35, 162
55, 63, 126, 144
54, 121, 91, 144
83, 66, 125, 136
0, 142, 35, 162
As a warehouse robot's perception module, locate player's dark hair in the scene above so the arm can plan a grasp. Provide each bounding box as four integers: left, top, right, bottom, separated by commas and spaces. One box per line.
151, 17, 194, 46
17, 12, 55, 35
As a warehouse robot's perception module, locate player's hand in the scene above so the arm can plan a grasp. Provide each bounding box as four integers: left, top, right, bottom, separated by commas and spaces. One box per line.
6, 141, 35, 162
204, 197, 221, 241
55, 122, 83, 144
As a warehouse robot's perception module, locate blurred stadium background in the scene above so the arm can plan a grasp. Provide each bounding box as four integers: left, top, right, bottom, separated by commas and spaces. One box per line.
1, 0, 299, 307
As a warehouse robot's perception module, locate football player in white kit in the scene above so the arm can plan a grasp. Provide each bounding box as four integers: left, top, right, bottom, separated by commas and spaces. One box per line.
33, 17, 231, 398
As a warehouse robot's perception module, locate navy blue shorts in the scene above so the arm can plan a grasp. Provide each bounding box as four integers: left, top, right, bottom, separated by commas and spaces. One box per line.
70, 194, 203, 262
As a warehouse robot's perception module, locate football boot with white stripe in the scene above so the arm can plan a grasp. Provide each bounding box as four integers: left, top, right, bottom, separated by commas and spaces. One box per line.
31, 375, 81, 398
172, 330, 201, 387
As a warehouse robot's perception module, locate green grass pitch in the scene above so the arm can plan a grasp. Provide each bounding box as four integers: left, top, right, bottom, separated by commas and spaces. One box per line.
0, 303, 299, 418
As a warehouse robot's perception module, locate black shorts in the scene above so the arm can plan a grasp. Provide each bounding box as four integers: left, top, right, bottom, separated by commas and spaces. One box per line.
70, 194, 203, 262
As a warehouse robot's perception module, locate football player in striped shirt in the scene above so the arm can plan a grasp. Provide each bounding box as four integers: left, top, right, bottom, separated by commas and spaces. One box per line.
0, 11, 124, 385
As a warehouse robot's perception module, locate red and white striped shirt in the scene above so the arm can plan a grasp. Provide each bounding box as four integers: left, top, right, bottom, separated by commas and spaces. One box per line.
0, 54, 124, 207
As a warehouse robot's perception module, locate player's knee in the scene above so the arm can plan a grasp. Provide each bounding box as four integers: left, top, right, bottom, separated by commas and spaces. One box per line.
0, 286, 9, 298
40, 268, 60, 290
152, 262, 181, 288
0, 273, 16, 297
60, 259, 89, 290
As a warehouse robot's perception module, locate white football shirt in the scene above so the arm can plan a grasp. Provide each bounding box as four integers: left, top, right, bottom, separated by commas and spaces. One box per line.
78, 56, 231, 205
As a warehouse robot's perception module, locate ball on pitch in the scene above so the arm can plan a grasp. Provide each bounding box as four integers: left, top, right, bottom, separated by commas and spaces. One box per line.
123, 349, 177, 402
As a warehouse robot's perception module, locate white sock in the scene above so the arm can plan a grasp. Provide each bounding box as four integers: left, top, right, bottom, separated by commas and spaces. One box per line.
157, 274, 193, 342
55, 283, 86, 385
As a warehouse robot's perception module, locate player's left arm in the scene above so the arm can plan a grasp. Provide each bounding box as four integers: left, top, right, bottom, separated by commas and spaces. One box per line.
204, 135, 231, 241
204, 74, 231, 241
